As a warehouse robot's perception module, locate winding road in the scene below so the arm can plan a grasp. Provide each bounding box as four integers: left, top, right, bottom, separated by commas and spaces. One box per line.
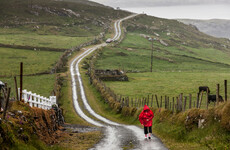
70, 14, 168, 150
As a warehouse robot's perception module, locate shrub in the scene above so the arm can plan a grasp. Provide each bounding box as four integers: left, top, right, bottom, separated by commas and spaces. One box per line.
220, 102, 230, 131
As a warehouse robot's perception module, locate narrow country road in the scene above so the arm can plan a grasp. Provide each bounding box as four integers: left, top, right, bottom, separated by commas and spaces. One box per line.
70, 14, 168, 150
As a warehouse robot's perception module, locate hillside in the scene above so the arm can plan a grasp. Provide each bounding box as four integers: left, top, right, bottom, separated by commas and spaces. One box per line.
0, 0, 130, 37
0, 0, 130, 95
95, 14, 230, 99
96, 14, 230, 72
178, 19, 230, 39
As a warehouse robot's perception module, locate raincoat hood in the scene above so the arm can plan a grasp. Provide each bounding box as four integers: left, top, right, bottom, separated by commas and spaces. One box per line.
143, 105, 150, 111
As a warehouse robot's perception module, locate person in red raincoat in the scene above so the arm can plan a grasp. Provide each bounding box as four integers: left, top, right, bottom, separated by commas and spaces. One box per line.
139, 105, 154, 139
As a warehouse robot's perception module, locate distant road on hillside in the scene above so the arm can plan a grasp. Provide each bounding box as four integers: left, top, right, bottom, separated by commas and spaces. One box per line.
178, 19, 230, 39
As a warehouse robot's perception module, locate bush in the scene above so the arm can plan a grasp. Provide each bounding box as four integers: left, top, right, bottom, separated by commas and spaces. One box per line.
220, 102, 230, 131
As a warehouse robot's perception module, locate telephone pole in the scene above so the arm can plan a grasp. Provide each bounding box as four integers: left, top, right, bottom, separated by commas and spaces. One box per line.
150, 38, 154, 72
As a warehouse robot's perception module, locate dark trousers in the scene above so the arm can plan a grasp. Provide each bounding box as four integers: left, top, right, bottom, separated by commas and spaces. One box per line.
144, 126, 152, 134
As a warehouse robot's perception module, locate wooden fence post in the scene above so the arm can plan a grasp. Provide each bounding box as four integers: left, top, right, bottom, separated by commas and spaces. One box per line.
196, 93, 199, 108
167, 97, 170, 109
189, 94, 192, 109
224, 80, 227, 102
160, 96, 162, 108
179, 93, 183, 111
151, 95, 153, 107
3, 88, 11, 120
172, 97, 175, 113
176, 97, 179, 111
155, 95, 159, 108
14, 76, 19, 101
165, 96, 167, 109
122, 98, 125, 107
184, 96, 187, 111
217, 84, 220, 105
199, 92, 203, 108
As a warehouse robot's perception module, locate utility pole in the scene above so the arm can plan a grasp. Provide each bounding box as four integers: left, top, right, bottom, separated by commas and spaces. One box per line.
150, 38, 154, 72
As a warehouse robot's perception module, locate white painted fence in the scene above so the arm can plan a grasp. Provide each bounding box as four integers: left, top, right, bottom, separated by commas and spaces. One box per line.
18, 88, 56, 110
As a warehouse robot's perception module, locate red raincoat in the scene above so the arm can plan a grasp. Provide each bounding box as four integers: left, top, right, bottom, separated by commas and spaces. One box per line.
139, 105, 154, 127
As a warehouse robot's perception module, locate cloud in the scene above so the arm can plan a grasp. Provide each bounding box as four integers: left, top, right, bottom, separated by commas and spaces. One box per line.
91, 0, 230, 7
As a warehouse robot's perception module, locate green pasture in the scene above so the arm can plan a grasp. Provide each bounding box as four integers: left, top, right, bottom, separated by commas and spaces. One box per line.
0, 29, 94, 49
96, 33, 230, 72
95, 33, 230, 109
1, 74, 56, 98
105, 72, 230, 109
0, 47, 62, 76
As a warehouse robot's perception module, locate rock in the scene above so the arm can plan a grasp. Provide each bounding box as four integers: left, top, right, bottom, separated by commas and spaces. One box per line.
72, 130, 78, 133
8, 112, 15, 118
18, 128, 23, 134
127, 48, 133, 51
198, 119, 205, 128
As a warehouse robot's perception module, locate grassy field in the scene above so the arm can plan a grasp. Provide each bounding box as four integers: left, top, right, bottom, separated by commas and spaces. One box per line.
1, 74, 56, 97
80, 54, 230, 150
95, 32, 230, 109
104, 72, 230, 109
0, 47, 63, 76
0, 30, 94, 49
96, 33, 230, 72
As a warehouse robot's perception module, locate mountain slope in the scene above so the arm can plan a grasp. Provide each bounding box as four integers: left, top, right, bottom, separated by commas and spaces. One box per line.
178, 19, 230, 39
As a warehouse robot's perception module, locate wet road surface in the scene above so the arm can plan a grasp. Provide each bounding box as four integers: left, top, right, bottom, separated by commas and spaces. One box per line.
70, 14, 168, 150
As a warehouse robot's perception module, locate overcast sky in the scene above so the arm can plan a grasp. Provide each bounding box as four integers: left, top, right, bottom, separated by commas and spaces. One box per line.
91, 0, 230, 8
91, 0, 230, 19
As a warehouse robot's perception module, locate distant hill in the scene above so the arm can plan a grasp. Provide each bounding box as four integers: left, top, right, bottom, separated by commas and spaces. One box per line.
0, 0, 130, 37
178, 19, 230, 39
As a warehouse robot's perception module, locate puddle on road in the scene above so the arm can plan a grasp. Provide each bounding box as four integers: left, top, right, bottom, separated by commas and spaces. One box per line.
62, 124, 102, 133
